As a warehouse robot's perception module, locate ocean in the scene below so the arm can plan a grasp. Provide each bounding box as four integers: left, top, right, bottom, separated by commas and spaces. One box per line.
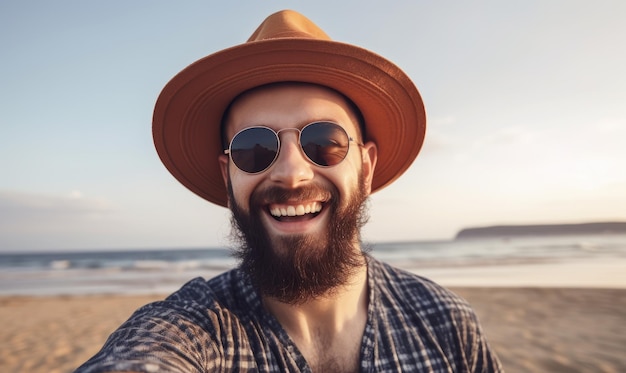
1, 234, 625, 296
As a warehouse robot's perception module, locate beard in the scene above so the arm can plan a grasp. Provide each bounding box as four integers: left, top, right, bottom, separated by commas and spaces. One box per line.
227, 175, 370, 305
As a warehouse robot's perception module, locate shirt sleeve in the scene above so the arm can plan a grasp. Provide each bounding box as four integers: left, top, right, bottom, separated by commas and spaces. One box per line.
74, 299, 223, 373
450, 305, 503, 373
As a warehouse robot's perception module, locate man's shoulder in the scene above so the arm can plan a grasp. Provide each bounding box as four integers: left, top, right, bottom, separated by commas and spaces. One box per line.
368, 260, 503, 371
369, 257, 473, 315
115, 268, 256, 339
165, 267, 252, 308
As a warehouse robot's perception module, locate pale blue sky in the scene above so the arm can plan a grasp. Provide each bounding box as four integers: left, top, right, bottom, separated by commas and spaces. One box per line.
1, 1, 625, 252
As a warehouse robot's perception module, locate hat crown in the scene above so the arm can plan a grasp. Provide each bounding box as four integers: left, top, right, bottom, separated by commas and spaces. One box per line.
247, 10, 331, 42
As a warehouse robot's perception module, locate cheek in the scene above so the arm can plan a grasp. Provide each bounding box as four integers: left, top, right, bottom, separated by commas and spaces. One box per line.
327, 155, 363, 195
228, 171, 262, 210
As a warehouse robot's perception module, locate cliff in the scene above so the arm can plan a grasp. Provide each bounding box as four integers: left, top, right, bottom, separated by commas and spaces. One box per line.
455, 222, 626, 239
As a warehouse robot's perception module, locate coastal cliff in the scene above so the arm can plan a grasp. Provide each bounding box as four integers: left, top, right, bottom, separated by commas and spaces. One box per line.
455, 222, 626, 239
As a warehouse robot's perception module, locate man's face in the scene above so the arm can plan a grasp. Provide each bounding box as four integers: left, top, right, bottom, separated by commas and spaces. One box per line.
218, 83, 377, 303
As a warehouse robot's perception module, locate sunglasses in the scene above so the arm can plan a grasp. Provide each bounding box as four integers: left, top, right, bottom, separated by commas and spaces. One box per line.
224, 121, 362, 174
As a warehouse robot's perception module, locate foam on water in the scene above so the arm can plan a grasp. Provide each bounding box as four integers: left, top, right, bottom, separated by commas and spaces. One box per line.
1, 235, 625, 296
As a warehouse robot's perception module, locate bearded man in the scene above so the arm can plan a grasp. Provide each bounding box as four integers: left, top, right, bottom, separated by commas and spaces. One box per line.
77, 10, 502, 373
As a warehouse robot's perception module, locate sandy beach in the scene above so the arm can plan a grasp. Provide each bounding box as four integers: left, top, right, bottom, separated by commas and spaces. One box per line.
0, 287, 623, 373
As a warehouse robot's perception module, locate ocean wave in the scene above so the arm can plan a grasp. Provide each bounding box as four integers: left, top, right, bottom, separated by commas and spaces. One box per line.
49, 260, 71, 270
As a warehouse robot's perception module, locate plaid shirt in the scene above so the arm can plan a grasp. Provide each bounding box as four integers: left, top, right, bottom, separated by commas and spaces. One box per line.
76, 257, 502, 372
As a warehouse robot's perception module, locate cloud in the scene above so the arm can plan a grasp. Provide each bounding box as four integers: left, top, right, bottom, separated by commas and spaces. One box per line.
428, 115, 457, 126
0, 188, 234, 252
420, 124, 537, 162
419, 115, 462, 155
420, 130, 456, 155
0, 190, 113, 220
471, 126, 535, 149
0, 190, 116, 249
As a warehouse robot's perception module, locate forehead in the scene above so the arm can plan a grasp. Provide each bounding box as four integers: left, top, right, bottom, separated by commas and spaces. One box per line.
223, 83, 363, 137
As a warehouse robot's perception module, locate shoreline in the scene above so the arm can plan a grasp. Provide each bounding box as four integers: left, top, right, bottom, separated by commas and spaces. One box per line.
400, 256, 626, 289
2, 255, 626, 298
1, 287, 625, 372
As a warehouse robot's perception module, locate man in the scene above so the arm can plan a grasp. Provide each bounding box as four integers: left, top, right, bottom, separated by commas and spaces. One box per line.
77, 10, 502, 373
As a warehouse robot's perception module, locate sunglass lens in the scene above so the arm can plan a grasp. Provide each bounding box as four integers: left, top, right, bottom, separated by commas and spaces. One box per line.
301, 122, 350, 167
230, 127, 278, 173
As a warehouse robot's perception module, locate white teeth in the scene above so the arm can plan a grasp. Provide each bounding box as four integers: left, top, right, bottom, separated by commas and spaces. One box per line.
270, 202, 322, 217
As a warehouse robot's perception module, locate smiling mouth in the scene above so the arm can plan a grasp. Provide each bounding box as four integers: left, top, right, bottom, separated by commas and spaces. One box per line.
268, 201, 323, 222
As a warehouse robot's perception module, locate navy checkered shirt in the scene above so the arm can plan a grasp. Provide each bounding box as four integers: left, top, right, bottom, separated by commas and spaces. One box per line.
76, 257, 502, 372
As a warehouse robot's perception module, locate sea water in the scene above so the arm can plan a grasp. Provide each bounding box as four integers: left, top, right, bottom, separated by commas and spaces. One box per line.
1, 234, 625, 296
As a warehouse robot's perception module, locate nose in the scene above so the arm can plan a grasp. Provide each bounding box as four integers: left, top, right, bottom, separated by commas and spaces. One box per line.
268, 131, 314, 187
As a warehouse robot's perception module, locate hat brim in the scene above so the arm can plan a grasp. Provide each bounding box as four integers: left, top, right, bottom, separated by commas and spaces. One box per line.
153, 38, 426, 207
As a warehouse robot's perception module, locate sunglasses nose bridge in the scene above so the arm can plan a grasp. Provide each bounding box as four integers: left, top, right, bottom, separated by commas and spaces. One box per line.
273, 127, 307, 161
274, 127, 304, 154
268, 127, 315, 185
274, 127, 302, 141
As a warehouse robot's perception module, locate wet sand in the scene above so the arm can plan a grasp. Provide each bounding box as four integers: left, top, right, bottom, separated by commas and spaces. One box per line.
0, 288, 624, 372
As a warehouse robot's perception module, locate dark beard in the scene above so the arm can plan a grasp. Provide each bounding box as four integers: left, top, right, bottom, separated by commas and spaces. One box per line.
228, 177, 370, 305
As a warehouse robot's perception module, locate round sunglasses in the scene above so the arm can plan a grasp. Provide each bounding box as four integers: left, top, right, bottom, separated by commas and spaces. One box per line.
224, 121, 362, 174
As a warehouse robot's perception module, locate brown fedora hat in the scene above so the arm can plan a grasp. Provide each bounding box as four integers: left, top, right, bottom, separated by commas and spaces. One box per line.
153, 9, 426, 207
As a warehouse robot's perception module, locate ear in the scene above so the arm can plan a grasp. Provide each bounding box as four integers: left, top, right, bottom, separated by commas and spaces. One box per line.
218, 154, 230, 187
360, 141, 378, 194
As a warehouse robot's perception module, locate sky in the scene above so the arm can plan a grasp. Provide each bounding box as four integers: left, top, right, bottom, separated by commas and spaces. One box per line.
1, 1, 625, 252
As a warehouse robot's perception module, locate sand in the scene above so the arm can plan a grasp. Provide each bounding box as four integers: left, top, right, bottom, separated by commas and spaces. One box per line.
1, 288, 624, 373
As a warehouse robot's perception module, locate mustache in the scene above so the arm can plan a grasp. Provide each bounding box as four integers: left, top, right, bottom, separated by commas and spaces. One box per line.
251, 184, 334, 206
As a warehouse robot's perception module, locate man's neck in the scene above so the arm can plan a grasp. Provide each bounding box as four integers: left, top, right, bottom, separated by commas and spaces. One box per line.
262, 262, 369, 372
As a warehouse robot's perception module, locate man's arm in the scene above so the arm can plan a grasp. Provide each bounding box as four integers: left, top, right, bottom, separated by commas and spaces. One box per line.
74, 300, 223, 373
